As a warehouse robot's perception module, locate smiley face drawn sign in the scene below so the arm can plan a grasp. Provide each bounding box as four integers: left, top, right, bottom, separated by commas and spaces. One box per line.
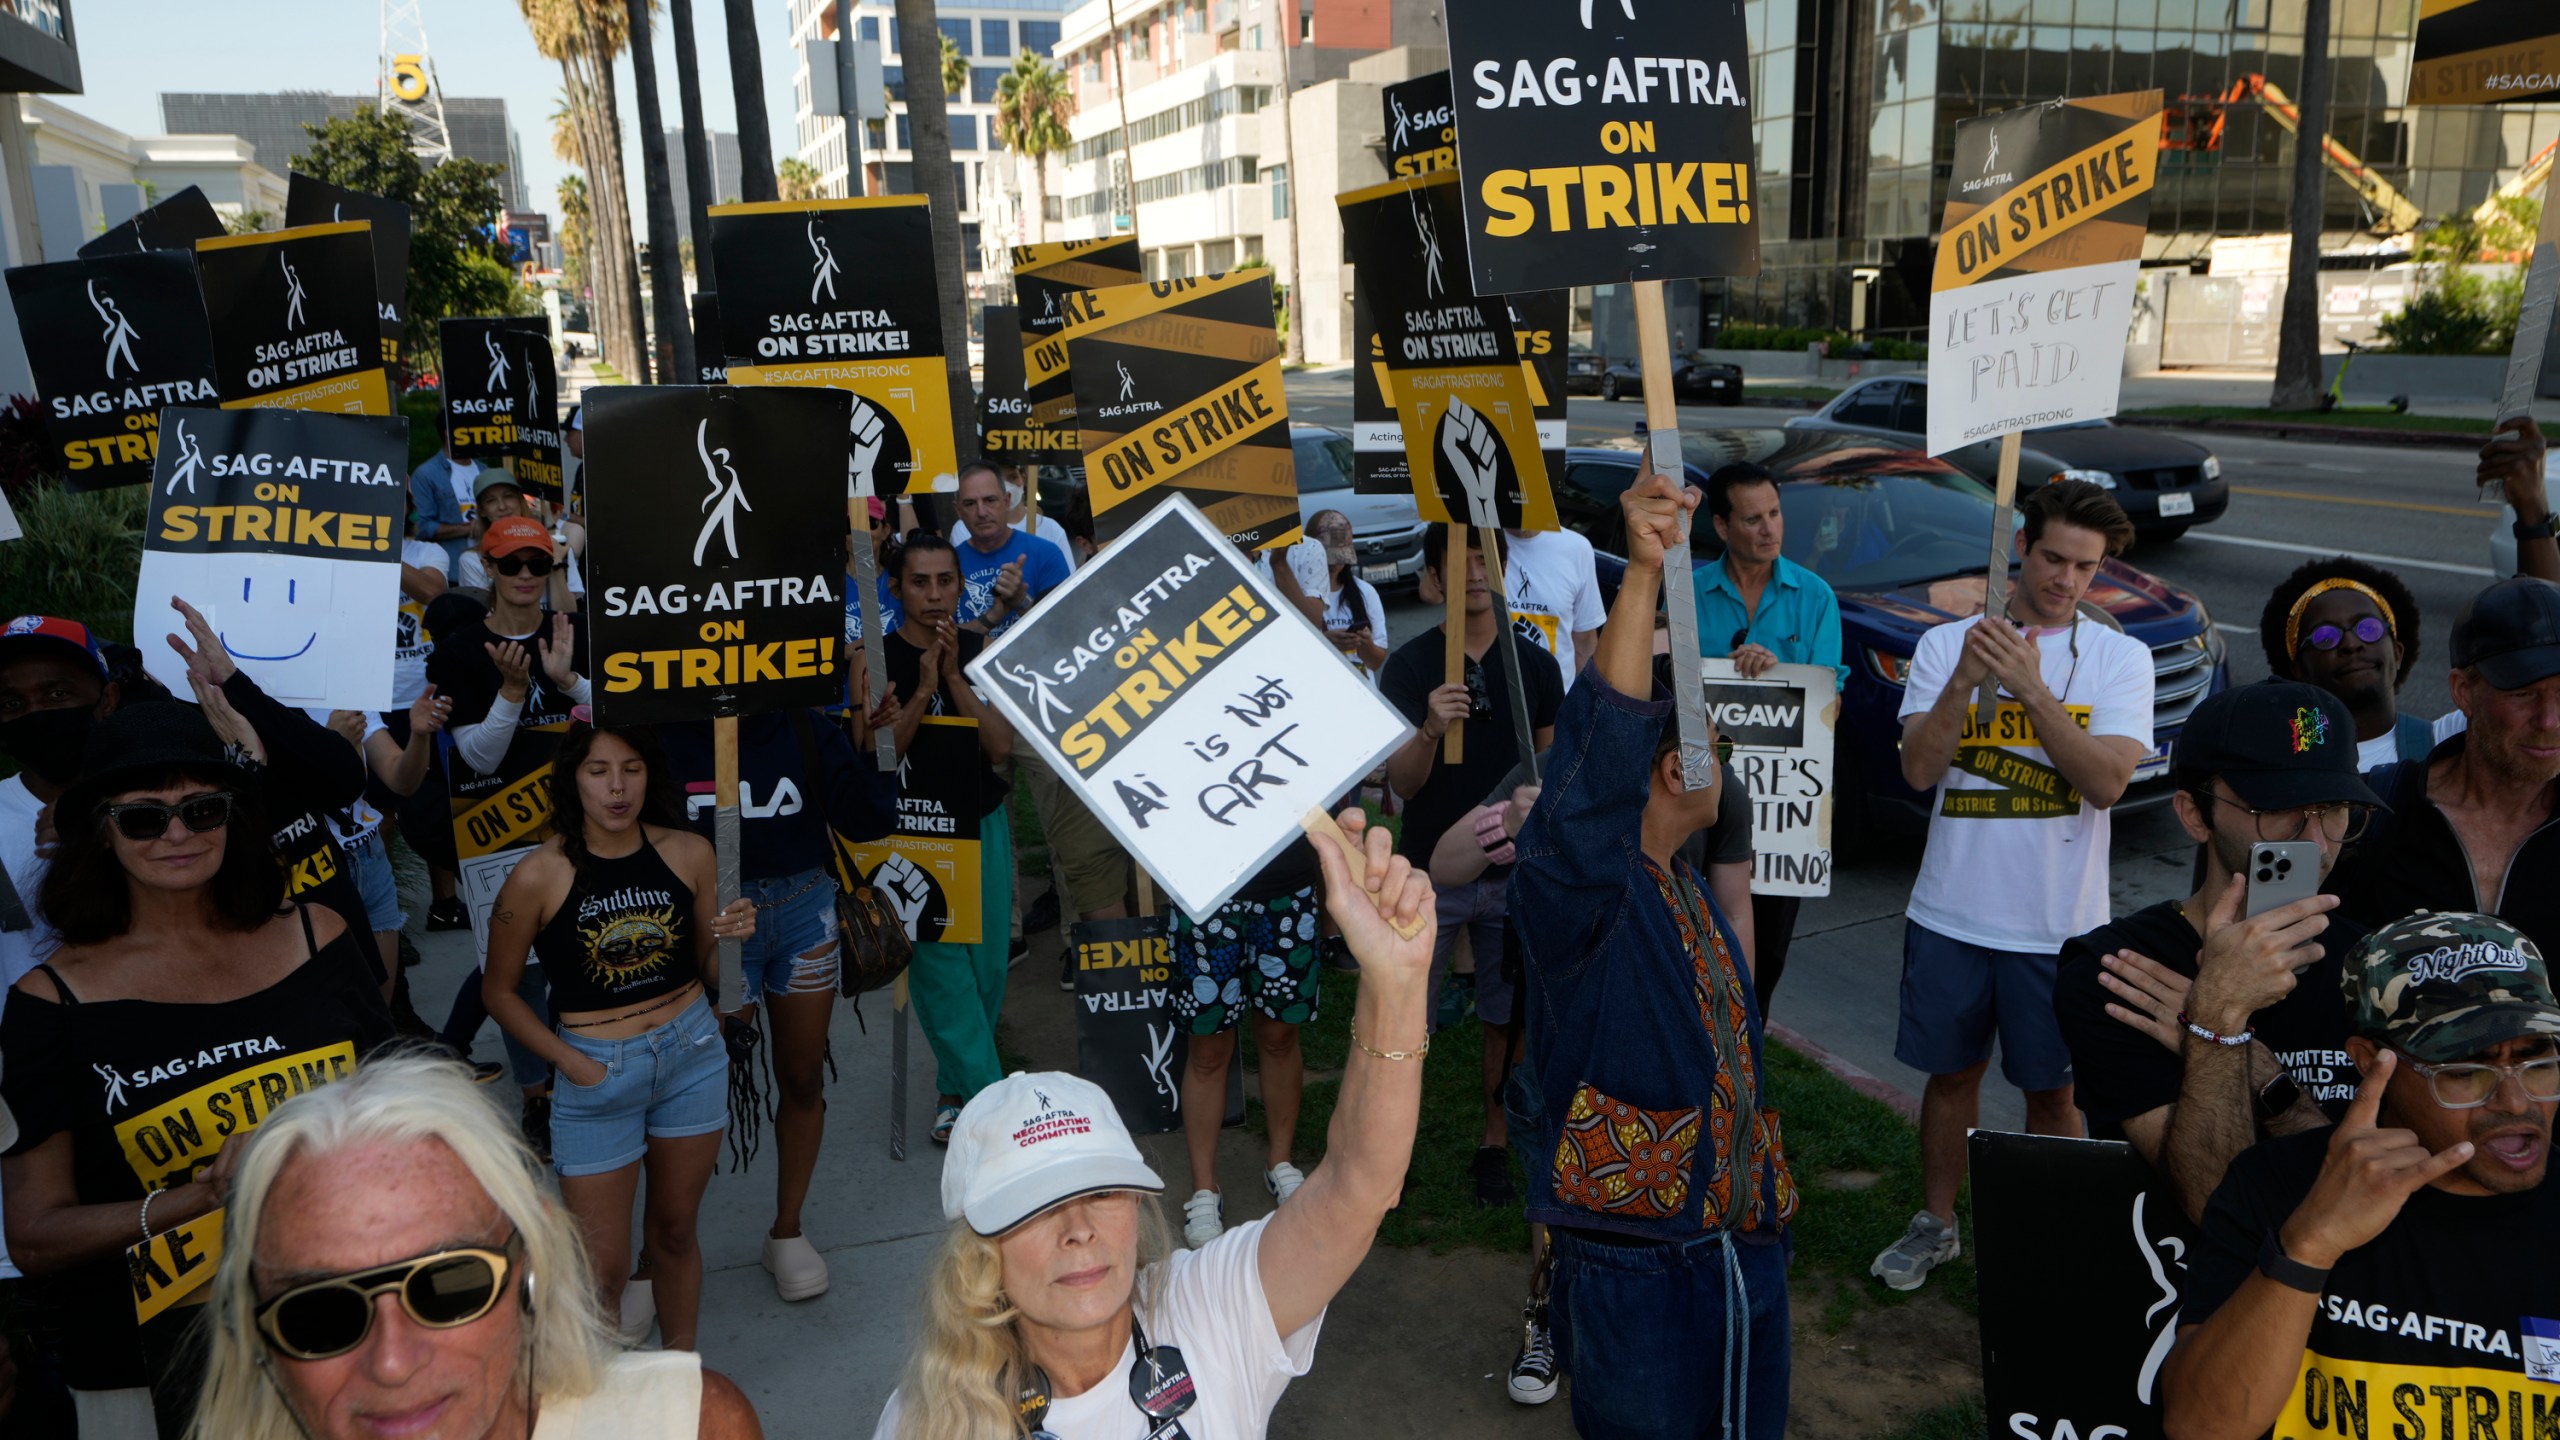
137, 552, 351, 705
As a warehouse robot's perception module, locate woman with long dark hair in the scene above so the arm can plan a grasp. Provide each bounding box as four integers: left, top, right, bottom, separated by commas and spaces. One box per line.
0, 702, 393, 1437
479, 719, 755, 1353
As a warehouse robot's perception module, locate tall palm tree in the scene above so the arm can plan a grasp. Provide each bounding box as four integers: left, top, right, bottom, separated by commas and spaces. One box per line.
557, 173, 592, 311
667, 0, 719, 290
623, 0, 689, 384
993, 51, 1070, 247
524, 0, 646, 376
940, 33, 970, 101
895, 0, 974, 460
777, 158, 822, 202
722, 0, 778, 202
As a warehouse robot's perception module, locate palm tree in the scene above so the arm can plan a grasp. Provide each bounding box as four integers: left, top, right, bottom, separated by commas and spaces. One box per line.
777, 158, 823, 201
994, 51, 1070, 247
940, 33, 970, 101
2271, 0, 2335, 410
623, 0, 689, 383
557, 173, 592, 316
668, 0, 719, 291
895, 0, 975, 457
524, 0, 646, 376
722, 0, 778, 202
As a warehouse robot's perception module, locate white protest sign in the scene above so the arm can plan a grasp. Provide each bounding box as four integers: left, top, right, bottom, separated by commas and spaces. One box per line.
966, 496, 1413, 920
1701, 658, 1837, 898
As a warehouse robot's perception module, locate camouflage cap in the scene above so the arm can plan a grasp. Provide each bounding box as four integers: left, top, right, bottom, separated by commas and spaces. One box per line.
2342, 911, 2560, 1063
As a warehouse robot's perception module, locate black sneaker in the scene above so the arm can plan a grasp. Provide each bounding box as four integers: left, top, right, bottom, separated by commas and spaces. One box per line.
1058, 947, 1078, 993
397, 932, 424, 969
1024, 888, 1060, 935
520, 1095, 553, 1164
1472, 1146, 1515, 1209
1508, 1299, 1559, 1404
425, 898, 469, 932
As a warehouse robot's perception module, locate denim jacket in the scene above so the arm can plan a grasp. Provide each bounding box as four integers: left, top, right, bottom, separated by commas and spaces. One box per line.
1508, 670, 1797, 1242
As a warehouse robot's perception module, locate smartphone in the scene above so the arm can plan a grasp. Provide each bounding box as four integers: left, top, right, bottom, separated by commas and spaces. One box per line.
2242, 840, 2324, 921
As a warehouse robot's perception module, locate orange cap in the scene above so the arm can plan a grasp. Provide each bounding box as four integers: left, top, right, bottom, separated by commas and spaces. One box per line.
482, 517, 556, 558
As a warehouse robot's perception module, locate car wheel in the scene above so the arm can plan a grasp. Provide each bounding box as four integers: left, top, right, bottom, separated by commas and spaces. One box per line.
1601, 374, 1620, 402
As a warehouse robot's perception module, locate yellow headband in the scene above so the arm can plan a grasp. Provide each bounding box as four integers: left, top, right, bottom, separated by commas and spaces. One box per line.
2285, 577, 2397, 659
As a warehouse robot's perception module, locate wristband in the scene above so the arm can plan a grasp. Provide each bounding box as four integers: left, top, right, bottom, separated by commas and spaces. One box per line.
2514, 515, 2557, 542
1472, 807, 1517, 866
2180, 1010, 2254, 1047
2257, 1232, 2329, 1294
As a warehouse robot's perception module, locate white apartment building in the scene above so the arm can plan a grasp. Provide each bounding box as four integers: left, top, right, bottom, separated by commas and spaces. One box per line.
19, 95, 285, 253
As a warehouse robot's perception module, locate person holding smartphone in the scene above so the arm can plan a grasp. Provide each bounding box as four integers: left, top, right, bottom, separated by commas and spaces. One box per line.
2051, 681, 2383, 1223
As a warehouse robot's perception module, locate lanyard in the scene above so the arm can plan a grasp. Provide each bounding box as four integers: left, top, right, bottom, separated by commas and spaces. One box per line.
1017, 1315, 1196, 1440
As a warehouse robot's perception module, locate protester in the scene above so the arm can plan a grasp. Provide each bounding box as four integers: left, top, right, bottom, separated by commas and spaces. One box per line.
2327, 577, 2560, 957
2052, 682, 2373, 1221
0, 703, 393, 1435
1309, 508, 1388, 676
1875, 480, 2152, 1292
480, 721, 755, 1354
2256, 557, 2432, 768
1379, 522, 1562, 1207
1502, 521, 1603, 692
945, 465, 1074, 574
1506, 465, 1796, 1437
409, 437, 487, 569
870, 804, 1432, 1440
2160, 912, 2560, 1437
387, 511, 468, 931
455, 474, 582, 607
183, 1054, 762, 1440
2479, 415, 2556, 583
1692, 460, 1847, 1014
660, 709, 896, 1301
882, 531, 1018, 1143
950, 462, 1072, 639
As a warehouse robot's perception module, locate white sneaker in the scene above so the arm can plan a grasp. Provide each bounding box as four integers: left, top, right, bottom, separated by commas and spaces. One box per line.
762, 1231, 830, 1302
1264, 1161, 1306, 1205
1182, 1189, 1225, 1248
1870, 1210, 1961, 1292
617, 1277, 656, 1346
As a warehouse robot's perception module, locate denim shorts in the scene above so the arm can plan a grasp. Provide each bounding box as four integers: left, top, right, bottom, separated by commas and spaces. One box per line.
347, 830, 403, 934
740, 868, 841, 1002
1893, 920, 2075, 1092
548, 993, 728, 1176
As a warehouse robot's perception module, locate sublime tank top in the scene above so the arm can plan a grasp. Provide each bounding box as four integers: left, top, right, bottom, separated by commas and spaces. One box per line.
533, 831, 700, 1015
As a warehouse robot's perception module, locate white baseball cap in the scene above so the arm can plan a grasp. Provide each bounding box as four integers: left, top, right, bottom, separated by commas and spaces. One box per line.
941, 1072, 1163, 1236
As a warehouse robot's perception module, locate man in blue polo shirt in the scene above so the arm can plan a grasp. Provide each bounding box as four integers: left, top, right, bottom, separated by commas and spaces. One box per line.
1693, 460, 1845, 1014
951, 461, 1071, 640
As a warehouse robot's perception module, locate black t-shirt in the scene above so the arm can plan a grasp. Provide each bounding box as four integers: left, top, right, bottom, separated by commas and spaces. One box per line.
2328, 736, 2560, 958
0, 910, 393, 1401
1379, 625, 1565, 863
200, 680, 373, 960
2183, 1126, 2560, 1430
533, 830, 701, 1013
2055, 899, 2364, 1139
884, 626, 1009, 818
426, 610, 592, 733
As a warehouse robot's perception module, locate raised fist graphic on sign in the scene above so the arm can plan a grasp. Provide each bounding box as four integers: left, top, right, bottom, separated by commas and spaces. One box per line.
1440, 397, 1504, 530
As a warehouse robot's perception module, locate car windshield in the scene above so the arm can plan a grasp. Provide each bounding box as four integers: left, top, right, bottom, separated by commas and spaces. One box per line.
1293, 431, 1354, 492
1771, 469, 2018, 591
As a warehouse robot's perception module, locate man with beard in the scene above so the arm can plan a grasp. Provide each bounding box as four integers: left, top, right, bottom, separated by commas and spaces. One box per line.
2327, 578, 2560, 958
2162, 912, 2560, 1438
2257, 557, 2433, 769
2052, 682, 2378, 1222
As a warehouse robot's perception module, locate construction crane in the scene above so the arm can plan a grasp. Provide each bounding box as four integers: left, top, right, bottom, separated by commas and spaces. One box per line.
2471, 136, 2557, 252
379, 0, 453, 163
2163, 73, 2423, 237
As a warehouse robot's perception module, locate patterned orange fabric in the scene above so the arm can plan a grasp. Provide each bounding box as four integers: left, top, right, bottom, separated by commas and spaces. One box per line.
1552, 1084, 1702, 1219
1642, 857, 1799, 1232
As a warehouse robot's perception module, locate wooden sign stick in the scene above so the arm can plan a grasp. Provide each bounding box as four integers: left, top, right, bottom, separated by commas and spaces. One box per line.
712, 714, 746, 1016
1301, 806, 1426, 939
1632, 279, 1715, 790
1441, 523, 1467, 763
1976, 429, 2025, 729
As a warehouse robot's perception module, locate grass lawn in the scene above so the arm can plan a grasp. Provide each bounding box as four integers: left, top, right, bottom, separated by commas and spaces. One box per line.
591, 360, 626, 384
2123, 405, 2499, 435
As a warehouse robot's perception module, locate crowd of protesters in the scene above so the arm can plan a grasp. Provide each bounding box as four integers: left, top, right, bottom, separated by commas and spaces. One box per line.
0, 358, 2543, 1440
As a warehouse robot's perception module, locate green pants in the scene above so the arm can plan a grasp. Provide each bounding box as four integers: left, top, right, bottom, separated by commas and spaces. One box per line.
911, 804, 1014, 1101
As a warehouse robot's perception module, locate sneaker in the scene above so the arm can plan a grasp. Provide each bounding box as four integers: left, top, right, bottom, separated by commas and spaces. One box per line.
1264, 1161, 1306, 1205
1507, 1300, 1559, 1405
762, 1231, 830, 1302
425, 897, 469, 932
1472, 1146, 1515, 1209
1058, 947, 1078, 993
1182, 1189, 1225, 1248
519, 1095, 552, 1165
1009, 934, 1030, 966
470, 1061, 506, 1085
397, 932, 424, 969
617, 1277, 655, 1346
1024, 888, 1060, 935
1871, 1210, 1960, 1292
931, 1104, 960, 1146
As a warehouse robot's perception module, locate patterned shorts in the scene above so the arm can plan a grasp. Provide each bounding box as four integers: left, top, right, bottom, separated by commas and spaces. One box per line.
1168, 885, 1323, 1034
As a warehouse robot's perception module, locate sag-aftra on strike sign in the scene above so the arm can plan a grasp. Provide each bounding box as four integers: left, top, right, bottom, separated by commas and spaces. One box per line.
1443, 0, 1758, 292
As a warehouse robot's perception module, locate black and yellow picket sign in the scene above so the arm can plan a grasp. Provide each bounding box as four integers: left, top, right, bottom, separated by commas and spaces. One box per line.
1442, 0, 1759, 293
440, 316, 559, 502
1352, 282, 1565, 499
3, 251, 220, 490
1016, 236, 1144, 430
1384, 70, 1457, 178
2411, 0, 2560, 104
980, 303, 1077, 465
1062, 269, 1300, 552
193, 221, 391, 416
1929, 92, 2161, 296
285, 174, 411, 368
78, 185, 223, 260
843, 715, 983, 944
707, 196, 956, 497
1339, 172, 1555, 532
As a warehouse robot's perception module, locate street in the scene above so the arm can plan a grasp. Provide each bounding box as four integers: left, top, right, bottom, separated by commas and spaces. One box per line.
1276, 365, 2507, 1129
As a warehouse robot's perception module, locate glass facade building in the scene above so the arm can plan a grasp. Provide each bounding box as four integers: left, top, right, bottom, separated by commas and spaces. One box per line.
1712, 0, 2560, 343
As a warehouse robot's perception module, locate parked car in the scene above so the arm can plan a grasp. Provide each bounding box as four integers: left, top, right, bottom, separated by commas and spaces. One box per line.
1597, 351, 1745, 405
1556, 428, 2229, 837
1564, 342, 1608, 396
1788, 375, 2228, 540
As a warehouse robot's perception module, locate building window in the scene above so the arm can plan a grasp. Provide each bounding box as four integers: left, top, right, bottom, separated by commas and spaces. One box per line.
858, 16, 877, 41
1268, 162, 1289, 219
939, 18, 971, 53
1246, 23, 1260, 49
981, 18, 1010, 54
884, 65, 905, 101
950, 114, 979, 149
896, 114, 910, 150
1021, 20, 1061, 56
971, 66, 1004, 103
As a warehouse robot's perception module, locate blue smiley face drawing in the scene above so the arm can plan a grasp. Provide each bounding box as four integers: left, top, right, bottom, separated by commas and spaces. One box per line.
223, 573, 317, 661
214, 563, 332, 688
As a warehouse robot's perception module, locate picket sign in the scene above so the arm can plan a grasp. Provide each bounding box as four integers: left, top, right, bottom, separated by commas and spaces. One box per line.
1631, 283, 1720, 790
1977, 429, 2025, 729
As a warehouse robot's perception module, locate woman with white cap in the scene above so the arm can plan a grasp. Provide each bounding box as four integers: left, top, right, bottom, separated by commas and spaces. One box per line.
873, 806, 1434, 1440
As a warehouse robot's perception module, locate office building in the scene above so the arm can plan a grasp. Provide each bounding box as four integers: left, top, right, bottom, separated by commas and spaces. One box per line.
666, 127, 745, 219
0, 0, 82, 400
159, 92, 528, 210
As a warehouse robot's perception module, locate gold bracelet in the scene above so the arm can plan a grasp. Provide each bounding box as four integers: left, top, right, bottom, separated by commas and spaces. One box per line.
1352, 1025, 1429, 1061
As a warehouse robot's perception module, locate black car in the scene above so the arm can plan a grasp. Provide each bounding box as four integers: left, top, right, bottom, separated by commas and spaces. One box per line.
1597, 350, 1744, 405
1787, 374, 2228, 539
1564, 342, 1607, 396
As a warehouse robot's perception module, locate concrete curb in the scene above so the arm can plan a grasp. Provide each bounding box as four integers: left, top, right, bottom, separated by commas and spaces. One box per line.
1768, 1020, 1923, 1123
2117, 413, 2492, 450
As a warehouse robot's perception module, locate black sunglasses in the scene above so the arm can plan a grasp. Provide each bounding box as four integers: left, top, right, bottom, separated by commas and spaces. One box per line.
489, 553, 556, 578
255, 1236, 523, 1361
103, 792, 235, 842
2305, 616, 2388, 651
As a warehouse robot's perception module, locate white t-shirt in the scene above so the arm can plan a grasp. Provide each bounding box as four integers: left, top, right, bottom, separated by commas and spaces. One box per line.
0, 773, 59, 1282
950, 516, 1076, 574
870, 1218, 1321, 1440
457, 541, 587, 597
2434, 708, 2469, 745
394, 538, 450, 707
1503, 528, 1604, 691
449, 458, 483, 525
2356, 731, 2399, 773
1322, 577, 1387, 675
1899, 614, 2156, 952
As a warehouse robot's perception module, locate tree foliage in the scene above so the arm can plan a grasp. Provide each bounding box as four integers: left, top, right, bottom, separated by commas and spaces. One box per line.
940, 33, 969, 99
2377, 198, 2544, 356
776, 157, 822, 201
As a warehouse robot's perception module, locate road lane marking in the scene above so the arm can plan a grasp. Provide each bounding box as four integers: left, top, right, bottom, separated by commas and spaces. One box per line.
2186, 530, 2492, 576
2230, 484, 2485, 518
2214, 622, 2258, 635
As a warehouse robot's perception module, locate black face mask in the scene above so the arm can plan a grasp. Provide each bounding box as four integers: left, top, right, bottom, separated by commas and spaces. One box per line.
0, 706, 98, 785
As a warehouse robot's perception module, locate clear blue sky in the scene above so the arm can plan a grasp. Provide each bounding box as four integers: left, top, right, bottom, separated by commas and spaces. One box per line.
65, 0, 802, 224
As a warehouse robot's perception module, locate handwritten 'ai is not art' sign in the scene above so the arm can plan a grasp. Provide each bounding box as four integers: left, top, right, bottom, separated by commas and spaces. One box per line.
965, 496, 1412, 920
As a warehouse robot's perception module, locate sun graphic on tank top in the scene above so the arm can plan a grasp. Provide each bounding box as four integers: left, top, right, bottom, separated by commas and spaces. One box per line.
581, 905, 681, 983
